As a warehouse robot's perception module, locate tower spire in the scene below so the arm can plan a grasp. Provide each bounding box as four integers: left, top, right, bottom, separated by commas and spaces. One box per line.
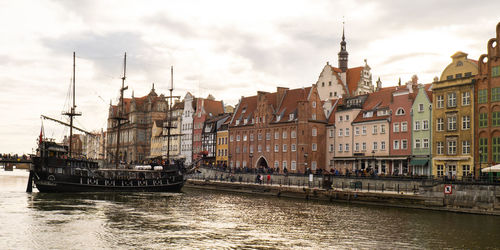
338, 19, 349, 72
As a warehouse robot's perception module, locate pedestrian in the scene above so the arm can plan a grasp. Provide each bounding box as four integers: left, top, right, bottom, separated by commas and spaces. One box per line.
267, 174, 271, 184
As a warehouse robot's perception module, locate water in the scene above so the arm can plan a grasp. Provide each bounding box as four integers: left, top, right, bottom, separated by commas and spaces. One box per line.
1, 170, 499, 249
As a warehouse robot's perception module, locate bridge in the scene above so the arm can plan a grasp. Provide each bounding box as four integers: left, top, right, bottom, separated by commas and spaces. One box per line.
0, 157, 32, 170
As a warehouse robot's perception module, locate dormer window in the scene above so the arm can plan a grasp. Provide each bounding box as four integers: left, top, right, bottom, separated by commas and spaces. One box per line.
242, 107, 246, 113
276, 115, 281, 122
244, 119, 248, 125
363, 111, 373, 118
312, 101, 316, 108
289, 114, 294, 120
235, 120, 240, 125
396, 108, 405, 116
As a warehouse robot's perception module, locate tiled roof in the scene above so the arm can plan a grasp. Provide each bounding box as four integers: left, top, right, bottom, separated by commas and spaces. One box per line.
424, 83, 433, 101
327, 98, 341, 125
273, 87, 312, 123
346, 67, 364, 96
203, 99, 224, 117
352, 86, 396, 123
231, 95, 258, 126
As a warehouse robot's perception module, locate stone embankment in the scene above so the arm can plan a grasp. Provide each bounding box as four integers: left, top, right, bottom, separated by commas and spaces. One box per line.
186, 167, 500, 216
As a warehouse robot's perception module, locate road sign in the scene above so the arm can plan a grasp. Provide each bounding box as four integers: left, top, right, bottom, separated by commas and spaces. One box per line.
444, 184, 452, 194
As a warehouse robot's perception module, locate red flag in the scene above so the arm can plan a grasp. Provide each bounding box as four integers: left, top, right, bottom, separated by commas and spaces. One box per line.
39, 127, 43, 144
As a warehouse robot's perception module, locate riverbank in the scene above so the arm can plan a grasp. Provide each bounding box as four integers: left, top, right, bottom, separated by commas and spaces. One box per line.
187, 168, 500, 216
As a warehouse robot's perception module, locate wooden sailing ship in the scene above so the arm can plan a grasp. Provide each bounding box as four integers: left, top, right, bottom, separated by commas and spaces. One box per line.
28, 53, 191, 193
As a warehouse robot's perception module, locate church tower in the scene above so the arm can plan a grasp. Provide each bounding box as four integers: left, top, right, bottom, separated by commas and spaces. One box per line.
338, 24, 348, 72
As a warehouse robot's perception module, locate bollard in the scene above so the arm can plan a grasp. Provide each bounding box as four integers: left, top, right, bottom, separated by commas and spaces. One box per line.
397, 184, 400, 193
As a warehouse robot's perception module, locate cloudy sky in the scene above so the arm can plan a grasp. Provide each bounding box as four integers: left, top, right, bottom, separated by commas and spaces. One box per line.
1, 0, 499, 154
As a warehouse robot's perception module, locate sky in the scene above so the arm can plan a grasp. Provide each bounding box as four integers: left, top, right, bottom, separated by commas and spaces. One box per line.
1, 0, 499, 154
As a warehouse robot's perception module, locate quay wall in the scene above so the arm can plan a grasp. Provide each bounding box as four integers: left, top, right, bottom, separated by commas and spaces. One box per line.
187, 168, 500, 216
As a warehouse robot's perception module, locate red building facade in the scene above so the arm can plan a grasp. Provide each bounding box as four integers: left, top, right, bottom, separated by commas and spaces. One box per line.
192, 96, 224, 161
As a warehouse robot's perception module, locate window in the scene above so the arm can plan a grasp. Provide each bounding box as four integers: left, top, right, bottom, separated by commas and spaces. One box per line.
345, 143, 349, 152
479, 89, 487, 104
339, 144, 343, 152
401, 122, 407, 132
393, 140, 400, 150
355, 143, 360, 152
345, 128, 350, 136
421, 120, 428, 130
282, 131, 287, 139
493, 66, 500, 77
416, 138, 426, 149
266, 145, 270, 152
291, 161, 296, 170
362, 126, 367, 135
237, 135, 241, 141
250, 134, 254, 141
493, 112, 500, 127
266, 132, 271, 140
372, 125, 378, 134
282, 161, 287, 169
493, 137, 500, 162
274, 144, 279, 152
282, 144, 287, 152
415, 139, 421, 149
373, 142, 378, 150
345, 115, 350, 121
258, 145, 262, 152
462, 92, 471, 106
291, 130, 296, 138
401, 140, 407, 149
447, 92, 457, 107
381, 141, 386, 150
437, 142, 444, 155
312, 101, 316, 108
312, 143, 317, 151
329, 144, 334, 152
462, 165, 471, 176
479, 138, 488, 163
447, 115, 457, 131
393, 123, 400, 133
437, 118, 444, 131
329, 92, 333, 97
312, 114, 316, 120
494, 88, 500, 102
479, 113, 488, 128
311, 161, 317, 171
362, 142, 367, 151
418, 103, 424, 112
381, 125, 386, 134
258, 133, 262, 140
275, 131, 279, 139
339, 116, 343, 122
243, 135, 247, 141
437, 95, 444, 108
339, 129, 343, 137
437, 165, 444, 177
447, 139, 457, 155
462, 140, 470, 155
274, 161, 279, 168
312, 128, 317, 136
355, 127, 360, 135
396, 108, 405, 115
291, 144, 296, 152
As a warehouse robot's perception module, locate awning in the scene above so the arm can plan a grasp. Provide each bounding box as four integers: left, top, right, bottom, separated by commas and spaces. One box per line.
410, 159, 428, 166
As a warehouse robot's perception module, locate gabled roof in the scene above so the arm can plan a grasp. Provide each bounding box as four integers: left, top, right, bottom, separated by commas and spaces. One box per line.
352, 86, 396, 123
346, 67, 364, 96
424, 83, 433, 101
202, 99, 224, 117
327, 98, 341, 125
272, 87, 312, 123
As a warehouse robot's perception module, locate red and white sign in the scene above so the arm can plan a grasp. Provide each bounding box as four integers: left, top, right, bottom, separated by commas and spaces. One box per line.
444, 184, 452, 194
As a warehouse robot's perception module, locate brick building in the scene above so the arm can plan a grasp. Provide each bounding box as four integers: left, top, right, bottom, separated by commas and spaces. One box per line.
192, 95, 224, 161
475, 22, 500, 177
229, 86, 326, 174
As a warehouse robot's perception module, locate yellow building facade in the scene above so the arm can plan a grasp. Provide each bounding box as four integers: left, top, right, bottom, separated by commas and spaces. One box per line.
432, 52, 478, 179
216, 120, 229, 167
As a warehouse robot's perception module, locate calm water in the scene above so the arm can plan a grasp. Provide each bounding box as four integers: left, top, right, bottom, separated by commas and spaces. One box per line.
0, 170, 499, 249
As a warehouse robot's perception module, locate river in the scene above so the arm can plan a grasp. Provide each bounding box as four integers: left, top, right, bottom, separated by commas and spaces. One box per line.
0, 170, 498, 249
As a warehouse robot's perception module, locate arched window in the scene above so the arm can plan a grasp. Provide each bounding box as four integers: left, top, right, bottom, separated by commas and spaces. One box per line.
396, 108, 405, 115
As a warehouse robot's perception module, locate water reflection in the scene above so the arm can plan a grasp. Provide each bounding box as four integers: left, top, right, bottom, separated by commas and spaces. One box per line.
1, 170, 499, 249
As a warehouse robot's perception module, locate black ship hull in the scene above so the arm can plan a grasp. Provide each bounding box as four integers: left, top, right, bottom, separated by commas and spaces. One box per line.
34, 179, 184, 193
31, 155, 186, 193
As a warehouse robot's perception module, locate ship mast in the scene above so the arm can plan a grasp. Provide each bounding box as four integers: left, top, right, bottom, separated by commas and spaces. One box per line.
115, 53, 128, 167
63, 52, 81, 157
166, 66, 173, 163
